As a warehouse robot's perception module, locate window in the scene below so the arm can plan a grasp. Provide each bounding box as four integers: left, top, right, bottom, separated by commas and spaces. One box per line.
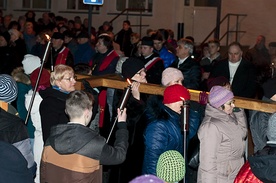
23, 0, 51, 9
0, 0, 6, 8
194, 0, 218, 7
116, 0, 152, 12
67, 0, 100, 11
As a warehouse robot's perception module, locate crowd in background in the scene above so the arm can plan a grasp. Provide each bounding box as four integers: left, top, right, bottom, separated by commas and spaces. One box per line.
0, 10, 276, 183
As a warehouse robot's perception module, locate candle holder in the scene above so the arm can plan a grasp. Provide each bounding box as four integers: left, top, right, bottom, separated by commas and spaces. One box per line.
106, 79, 132, 143
25, 34, 52, 125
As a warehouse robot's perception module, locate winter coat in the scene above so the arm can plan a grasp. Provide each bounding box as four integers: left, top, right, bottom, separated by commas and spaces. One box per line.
139, 52, 164, 84
142, 99, 183, 175
197, 104, 247, 183
16, 82, 35, 139
25, 90, 44, 183
40, 122, 128, 183
234, 143, 276, 183
249, 110, 271, 152
210, 58, 257, 98
0, 107, 36, 176
91, 49, 119, 76
171, 56, 201, 90
157, 46, 176, 68
39, 87, 69, 142
74, 42, 95, 65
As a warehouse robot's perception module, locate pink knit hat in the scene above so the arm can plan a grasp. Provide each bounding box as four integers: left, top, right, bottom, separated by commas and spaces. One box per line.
161, 67, 184, 86
208, 86, 234, 108
163, 84, 190, 104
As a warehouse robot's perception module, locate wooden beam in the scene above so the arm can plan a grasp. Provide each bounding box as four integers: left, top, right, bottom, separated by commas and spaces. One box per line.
75, 74, 276, 113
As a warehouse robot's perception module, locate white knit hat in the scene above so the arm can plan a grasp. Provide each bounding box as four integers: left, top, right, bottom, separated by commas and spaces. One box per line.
161, 67, 184, 86
22, 54, 41, 75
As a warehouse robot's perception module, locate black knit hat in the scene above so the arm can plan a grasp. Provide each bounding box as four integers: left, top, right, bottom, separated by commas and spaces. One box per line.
122, 57, 145, 79
52, 32, 64, 40
0, 31, 10, 43
141, 36, 154, 47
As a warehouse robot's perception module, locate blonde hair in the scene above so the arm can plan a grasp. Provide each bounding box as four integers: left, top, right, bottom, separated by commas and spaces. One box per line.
11, 67, 31, 85
50, 64, 74, 86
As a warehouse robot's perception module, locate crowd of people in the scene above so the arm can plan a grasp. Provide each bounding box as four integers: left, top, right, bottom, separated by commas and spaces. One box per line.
0, 10, 276, 183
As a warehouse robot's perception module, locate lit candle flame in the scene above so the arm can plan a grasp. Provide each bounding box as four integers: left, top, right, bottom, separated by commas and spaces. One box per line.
127, 78, 132, 85
45, 34, 51, 41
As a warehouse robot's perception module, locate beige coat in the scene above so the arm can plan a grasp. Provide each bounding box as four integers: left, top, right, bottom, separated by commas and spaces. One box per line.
197, 104, 247, 183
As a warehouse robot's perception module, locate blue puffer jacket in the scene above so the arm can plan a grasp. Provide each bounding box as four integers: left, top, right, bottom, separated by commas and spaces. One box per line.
142, 98, 183, 175
158, 46, 176, 68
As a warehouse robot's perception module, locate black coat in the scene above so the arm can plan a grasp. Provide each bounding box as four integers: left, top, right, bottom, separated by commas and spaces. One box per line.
39, 87, 69, 142
171, 56, 201, 90
140, 52, 164, 84
210, 58, 257, 98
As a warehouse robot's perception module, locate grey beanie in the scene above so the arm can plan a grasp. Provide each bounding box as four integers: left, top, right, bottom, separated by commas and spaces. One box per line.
267, 113, 276, 141
0, 74, 18, 103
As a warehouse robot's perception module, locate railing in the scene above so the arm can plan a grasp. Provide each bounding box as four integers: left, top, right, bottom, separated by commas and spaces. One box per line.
201, 13, 247, 47
75, 74, 276, 156
109, 8, 150, 36
75, 74, 276, 113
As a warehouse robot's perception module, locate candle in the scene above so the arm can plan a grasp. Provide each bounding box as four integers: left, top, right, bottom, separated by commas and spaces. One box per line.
180, 97, 190, 132
118, 79, 132, 111
42, 34, 52, 71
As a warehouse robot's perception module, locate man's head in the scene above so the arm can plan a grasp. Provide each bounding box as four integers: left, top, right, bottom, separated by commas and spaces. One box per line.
51, 32, 64, 50
141, 36, 154, 57
151, 32, 164, 52
65, 90, 94, 126
228, 42, 243, 63
176, 38, 193, 59
208, 39, 220, 57
122, 57, 147, 83
123, 20, 131, 31
0, 31, 10, 47
96, 35, 113, 54
76, 31, 89, 45
256, 35, 266, 49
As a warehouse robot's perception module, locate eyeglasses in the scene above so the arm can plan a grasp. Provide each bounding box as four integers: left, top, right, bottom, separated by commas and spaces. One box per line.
63, 75, 77, 82
225, 100, 235, 105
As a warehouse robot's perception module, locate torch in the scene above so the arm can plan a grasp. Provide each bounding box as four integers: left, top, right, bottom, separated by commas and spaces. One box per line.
180, 97, 190, 183
25, 34, 51, 125
106, 79, 132, 143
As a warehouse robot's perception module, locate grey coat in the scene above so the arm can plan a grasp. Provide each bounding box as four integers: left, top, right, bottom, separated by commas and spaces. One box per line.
197, 104, 247, 183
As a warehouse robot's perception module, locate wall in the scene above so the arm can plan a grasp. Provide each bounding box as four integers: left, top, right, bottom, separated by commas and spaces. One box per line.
3, 0, 276, 47
221, 0, 276, 47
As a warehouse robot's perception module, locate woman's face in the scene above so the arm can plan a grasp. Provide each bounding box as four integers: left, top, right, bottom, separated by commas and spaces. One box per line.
131, 68, 147, 83
168, 78, 183, 86
56, 72, 76, 92
222, 99, 235, 114
167, 100, 184, 114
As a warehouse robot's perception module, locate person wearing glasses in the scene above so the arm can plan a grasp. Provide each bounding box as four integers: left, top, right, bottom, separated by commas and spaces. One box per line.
197, 86, 247, 183
39, 64, 76, 143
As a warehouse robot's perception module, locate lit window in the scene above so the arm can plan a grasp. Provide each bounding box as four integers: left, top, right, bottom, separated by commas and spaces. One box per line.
116, 0, 152, 12
67, 0, 100, 11
22, 0, 51, 9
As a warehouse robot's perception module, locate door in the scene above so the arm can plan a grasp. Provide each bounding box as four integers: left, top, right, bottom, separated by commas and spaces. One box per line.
183, 0, 217, 45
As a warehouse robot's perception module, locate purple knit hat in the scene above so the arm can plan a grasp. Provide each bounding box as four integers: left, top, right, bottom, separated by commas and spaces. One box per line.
129, 174, 164, 183
208, 86, 234, 108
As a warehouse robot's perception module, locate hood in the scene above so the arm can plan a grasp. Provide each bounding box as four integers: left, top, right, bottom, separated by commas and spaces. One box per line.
249, 148, 276, 182
204, 104, 237, 124
48, 124, 98, 154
